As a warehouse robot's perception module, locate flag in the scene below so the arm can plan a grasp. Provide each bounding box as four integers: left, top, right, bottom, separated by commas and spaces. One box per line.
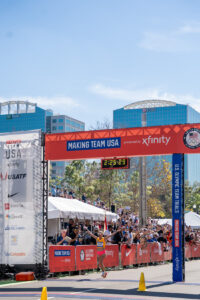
104, 214, 107, 231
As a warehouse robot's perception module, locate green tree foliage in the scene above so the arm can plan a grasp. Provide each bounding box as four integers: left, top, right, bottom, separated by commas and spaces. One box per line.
64, 160, 85, 198
185, 181, 200, 213
148, 159, 172, 218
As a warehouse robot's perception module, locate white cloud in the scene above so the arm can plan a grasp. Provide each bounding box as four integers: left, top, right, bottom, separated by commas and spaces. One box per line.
89, 84, 200, 112
139, 22, 200, 52
0, 96, 80, 114
139, 31, 194, 53
179, 22, 200, 34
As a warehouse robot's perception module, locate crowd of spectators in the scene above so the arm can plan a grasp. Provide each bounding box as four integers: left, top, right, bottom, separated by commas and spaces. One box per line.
50, 207, 200, 249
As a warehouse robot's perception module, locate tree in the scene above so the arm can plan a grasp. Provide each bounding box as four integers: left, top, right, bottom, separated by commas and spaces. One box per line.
148, 159, 172, 217
64, 160, 85, 198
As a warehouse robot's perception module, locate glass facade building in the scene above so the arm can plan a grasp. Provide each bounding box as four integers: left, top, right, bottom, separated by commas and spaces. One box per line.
113, 100, 200, 184
46, 115, 85, 179
0, 101, 52, 132
0, 101, 85, 179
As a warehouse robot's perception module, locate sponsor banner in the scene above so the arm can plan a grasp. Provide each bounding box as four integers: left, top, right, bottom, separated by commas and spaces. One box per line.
191, 245, 200, 258
104, 245, 119, 267
150, 243, 164, 262
0, 130, 43, 265
49, 246, 75, 273
76, 245, 97, 271
45, 123, 200, 161
137, 244, 151, 264
121, 244, 136, 266
172, 154, 185, 282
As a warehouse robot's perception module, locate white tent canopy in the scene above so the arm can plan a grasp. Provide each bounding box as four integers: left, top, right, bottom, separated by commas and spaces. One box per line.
185, 211, 200, 229
48, 196, 118, 222
156, 211, 200, 229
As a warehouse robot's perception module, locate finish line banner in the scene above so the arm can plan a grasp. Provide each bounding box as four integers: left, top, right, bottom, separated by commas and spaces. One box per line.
0, 130, 43, 265
45, 123, 200, 160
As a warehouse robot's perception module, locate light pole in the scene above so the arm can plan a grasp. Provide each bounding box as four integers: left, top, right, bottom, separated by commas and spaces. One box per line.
139, 108, 147, 227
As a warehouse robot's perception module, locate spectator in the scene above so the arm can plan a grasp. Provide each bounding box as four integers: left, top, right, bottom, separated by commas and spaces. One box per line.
56, 229, 71, 245
69, 226, 80, 246
104, 225, 113, 245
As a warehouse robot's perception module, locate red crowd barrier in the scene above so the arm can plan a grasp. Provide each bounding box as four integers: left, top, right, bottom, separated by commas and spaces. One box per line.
49, 243, 200, 273
163, 246, 172, 261
137, 244, 151, 264
121, 244, 136, 266
185, 244, 192, 259
191, 244, 200, 258
150, 243, 164, 262
49, 246, 75, 273
104, 245, 119, 267
76, 245, 97, 271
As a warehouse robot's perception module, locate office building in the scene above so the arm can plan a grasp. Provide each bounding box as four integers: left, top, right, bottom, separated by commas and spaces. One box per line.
113, 100, 200, 184
0, 101, 52, 132
46, 115, 85, 178
0, 101, 85, 179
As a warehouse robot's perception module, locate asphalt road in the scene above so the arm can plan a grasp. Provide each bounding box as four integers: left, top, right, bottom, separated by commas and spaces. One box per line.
0, 260, 200, 300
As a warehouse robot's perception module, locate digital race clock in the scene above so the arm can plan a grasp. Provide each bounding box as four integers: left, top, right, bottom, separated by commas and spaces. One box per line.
101, 158, 130, 170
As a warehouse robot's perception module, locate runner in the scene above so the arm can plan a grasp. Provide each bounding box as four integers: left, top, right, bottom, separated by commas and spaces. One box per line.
86, 227, 121, 278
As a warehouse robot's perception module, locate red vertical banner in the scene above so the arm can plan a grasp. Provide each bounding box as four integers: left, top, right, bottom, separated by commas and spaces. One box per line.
76, 245, 97, 270
137, 244, 151, 264
49, 246, 75, 273
121, 244, 137, 266
150, 243, 164, 262
104, 245, 119, 267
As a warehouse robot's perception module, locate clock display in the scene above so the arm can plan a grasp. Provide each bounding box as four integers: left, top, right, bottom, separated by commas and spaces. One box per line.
101, 158, 130, 170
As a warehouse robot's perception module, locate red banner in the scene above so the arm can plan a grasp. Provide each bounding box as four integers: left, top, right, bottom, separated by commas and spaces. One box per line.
121, 244, 137, 266
104, 245, 119, 267
137, 244, 151, 264
49, 246, 75, 273
45, 123, 200, 161
150, 243, 164, 262
76, 245, 97, 271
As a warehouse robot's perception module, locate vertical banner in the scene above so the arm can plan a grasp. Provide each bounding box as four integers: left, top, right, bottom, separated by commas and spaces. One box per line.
172, 153, 185, 282
0, 130, 43, 265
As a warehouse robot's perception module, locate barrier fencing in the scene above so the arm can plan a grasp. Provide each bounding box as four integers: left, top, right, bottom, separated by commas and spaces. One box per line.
49, 243, 200, 273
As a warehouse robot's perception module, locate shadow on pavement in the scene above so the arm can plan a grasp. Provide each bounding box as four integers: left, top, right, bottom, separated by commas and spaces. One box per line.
0, 282, 200, 300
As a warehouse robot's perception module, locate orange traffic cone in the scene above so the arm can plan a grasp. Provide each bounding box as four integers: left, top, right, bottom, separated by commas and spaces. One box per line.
137, 272, 146, 291
40, 287, 48, 300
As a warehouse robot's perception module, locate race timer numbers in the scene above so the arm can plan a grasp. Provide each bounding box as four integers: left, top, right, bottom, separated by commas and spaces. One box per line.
101, 158, 130, 170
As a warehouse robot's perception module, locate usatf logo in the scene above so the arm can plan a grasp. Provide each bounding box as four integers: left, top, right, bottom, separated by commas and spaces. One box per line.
183, 128, 200, 149
0, 173, 26, 180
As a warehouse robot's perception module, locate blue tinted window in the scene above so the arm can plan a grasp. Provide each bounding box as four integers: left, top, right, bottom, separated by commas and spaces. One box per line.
52, 119, 57, 123
59, 119, 63, 123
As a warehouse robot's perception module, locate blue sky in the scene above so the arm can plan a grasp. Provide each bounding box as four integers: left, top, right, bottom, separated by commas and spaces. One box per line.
1, 0, 200, 128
